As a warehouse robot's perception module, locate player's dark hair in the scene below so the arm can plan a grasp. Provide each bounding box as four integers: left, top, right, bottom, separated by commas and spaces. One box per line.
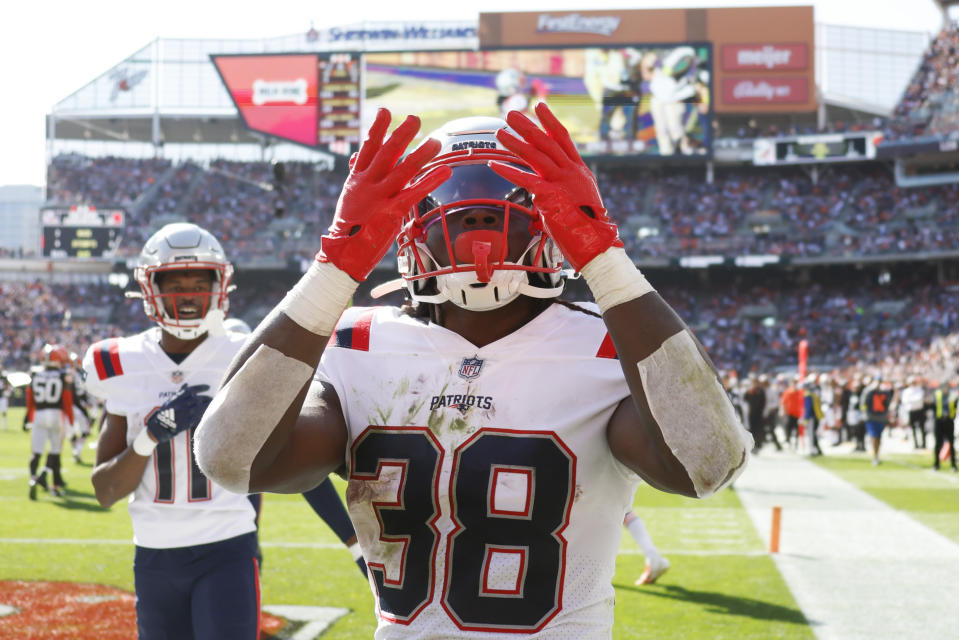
400, 298, 432, 321
553, 298, 602, 318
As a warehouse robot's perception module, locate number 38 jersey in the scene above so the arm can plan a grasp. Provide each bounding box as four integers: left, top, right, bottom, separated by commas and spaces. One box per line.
317, 303, 641, 639
82, 328, 256, 549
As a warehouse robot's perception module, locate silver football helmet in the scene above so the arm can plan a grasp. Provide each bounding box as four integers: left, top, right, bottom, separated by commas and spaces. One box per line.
382, 116, 565, 312
132, 222, 233, 340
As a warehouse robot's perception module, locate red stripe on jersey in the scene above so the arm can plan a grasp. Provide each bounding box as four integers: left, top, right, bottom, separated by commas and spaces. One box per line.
330, 307, 378, 351
108, 340, 124, 376
94, 339, 124, 379
93, 347, 108, 380
351, 309, 375, 352
596, 332, 618, 359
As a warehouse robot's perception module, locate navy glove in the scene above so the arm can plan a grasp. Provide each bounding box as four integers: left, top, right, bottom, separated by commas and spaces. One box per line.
145, 384, 212, 444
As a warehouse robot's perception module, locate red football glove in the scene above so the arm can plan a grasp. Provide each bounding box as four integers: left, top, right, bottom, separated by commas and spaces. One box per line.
488, 102, 623, 272
317, 108, 451, 281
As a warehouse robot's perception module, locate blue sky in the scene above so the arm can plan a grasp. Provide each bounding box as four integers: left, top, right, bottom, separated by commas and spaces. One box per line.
0, 0, 948, 187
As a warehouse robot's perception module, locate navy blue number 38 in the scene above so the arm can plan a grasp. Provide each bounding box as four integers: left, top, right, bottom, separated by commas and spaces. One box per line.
350, 427, 575, 633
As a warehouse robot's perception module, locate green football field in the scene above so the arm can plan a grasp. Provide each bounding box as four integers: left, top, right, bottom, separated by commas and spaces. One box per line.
3, 405, 952, 638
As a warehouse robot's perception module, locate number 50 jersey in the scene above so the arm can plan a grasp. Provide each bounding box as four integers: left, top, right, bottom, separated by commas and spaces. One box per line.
82, 328, 256, 549
317, 303, 640, 639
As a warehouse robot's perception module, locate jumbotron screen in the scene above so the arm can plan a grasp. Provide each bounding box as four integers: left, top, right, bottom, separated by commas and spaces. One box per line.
41, 206, 124, 259
364, 44, 712, 159
212, 53, 361, 153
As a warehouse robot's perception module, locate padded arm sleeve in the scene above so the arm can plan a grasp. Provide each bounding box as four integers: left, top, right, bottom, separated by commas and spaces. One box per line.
194, 344, 315, 494
636, 330, 752, 497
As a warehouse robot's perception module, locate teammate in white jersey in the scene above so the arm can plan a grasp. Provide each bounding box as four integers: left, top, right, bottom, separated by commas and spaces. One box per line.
68, 351, 94, 464
196, 104, 751, 638
84, 223, 259, 640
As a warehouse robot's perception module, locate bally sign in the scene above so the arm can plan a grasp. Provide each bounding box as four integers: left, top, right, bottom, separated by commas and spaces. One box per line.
722, 44, 808, 71
722, 77, 808, 104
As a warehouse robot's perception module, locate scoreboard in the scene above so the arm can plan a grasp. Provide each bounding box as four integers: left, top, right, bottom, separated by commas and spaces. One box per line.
41, 206, 124, 258
753, 131, 882, 166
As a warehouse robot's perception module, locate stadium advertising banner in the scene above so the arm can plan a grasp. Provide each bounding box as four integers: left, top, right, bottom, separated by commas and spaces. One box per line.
721, 44, 809, 71
306, 20, 478, 52
721, 76, 809, 104
753, 132, 882, 165
41, 206, 124, 259
479, 6, 816, 114
211, 53, 361, 152
363, 45, 713, 159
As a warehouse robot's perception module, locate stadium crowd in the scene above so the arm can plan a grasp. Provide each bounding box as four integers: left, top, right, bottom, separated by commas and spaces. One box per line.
888, 21, 959, 140
6, 271, 957, 472
3, 270, 956, 385
47, 155, 341, 265
0, 280, 121, 373
726, 325, 959, 469
43, 155, 959, 264
601, 163, 959, 258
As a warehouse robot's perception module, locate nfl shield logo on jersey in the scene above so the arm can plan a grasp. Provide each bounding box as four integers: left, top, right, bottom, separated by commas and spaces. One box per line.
458, 357, 484, 380
171, 370, 184, 385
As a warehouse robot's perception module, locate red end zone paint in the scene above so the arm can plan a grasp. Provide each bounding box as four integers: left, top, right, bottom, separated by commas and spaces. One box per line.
0, 581, 285, 639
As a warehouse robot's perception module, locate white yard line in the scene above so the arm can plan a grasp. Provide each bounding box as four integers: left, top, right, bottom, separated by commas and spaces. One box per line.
735, 450, 959, 640
0, 537, 766, 556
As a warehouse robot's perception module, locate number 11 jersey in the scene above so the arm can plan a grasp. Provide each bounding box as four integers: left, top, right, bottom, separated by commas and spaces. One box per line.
83, 328, 256, 549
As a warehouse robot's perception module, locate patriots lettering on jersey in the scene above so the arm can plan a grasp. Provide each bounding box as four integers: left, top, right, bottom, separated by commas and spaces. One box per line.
328, 308, 376, 351
93, 339, 125, 380
430, 394, 493, 413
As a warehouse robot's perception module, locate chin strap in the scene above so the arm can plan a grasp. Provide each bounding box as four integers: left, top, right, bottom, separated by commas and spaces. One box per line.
203, 309, 227, 337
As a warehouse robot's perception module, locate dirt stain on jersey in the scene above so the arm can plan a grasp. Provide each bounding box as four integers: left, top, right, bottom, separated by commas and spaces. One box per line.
345, 478, 374, 507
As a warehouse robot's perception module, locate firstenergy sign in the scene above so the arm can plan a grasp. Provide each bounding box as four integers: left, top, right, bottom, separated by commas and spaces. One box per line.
536, 13, 621, 36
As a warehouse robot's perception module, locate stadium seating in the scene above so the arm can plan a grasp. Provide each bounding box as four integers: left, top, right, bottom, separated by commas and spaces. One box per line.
45, 155, 959, 262
4, 270, 956, 382
888, 21, 959, 140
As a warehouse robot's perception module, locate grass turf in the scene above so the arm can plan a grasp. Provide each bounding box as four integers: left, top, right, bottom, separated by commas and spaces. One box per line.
811, 448, 959, 545
1, 406, 813, 638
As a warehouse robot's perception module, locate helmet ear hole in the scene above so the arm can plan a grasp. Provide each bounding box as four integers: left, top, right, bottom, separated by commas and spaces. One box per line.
413, 276, 439, 297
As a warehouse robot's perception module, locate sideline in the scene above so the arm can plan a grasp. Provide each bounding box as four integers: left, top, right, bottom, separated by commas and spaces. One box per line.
735, 445, 959, 640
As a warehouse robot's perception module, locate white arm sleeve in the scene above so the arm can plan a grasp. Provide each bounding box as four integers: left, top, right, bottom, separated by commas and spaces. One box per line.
194, 344, 315, 494
636, 330, 752, 497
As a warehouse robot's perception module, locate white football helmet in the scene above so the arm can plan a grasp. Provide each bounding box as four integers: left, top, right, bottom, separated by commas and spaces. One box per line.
384, 116, 565, 312
133, 222, 233, 340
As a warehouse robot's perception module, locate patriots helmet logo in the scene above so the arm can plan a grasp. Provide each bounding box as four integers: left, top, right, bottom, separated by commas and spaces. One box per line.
458, 357, 484, 380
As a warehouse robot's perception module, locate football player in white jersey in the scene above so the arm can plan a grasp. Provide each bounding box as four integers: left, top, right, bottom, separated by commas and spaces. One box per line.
196, 104, 751, 638
67, 351, 94, 464
84, 223, 260, 640
0, 373, 10, 430
26, 344, 75, 499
